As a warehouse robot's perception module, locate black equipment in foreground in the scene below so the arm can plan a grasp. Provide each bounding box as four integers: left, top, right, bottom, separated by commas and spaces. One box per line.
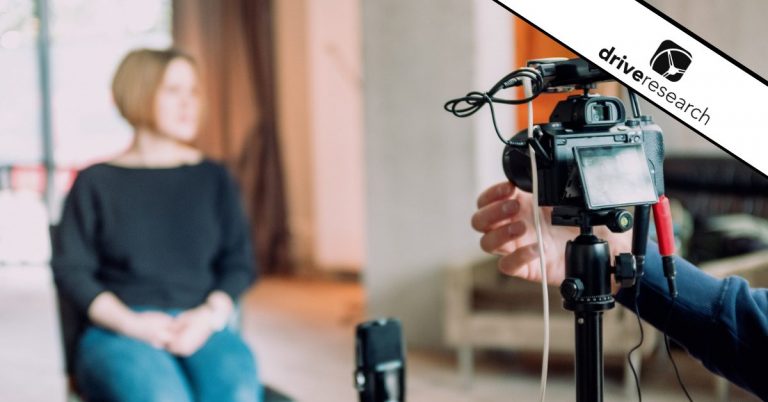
445, 57, 679, 402
354, 318, 405, 402
516, 59, 661, 402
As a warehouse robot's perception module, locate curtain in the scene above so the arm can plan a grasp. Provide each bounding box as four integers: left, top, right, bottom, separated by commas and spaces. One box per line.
172, 0, 293, 275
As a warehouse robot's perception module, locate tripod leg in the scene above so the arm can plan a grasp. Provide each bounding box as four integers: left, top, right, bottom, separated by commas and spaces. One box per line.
574, 312, 604, 402
564, 234, 613, 402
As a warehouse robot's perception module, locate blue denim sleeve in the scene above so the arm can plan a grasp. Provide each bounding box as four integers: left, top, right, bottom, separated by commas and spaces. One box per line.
615, 242, 768, 399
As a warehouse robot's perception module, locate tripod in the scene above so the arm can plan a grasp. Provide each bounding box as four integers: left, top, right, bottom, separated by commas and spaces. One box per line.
554, 207, 639, 402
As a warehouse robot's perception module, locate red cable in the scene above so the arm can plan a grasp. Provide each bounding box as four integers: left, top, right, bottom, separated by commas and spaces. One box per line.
652, 195, 675, 256
652, 194, 678, 298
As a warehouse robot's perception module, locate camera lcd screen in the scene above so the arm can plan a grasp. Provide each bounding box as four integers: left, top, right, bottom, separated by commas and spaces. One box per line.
574, 144, 658, 209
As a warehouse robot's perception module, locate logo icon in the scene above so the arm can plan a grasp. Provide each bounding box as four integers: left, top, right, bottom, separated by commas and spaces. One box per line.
650, 40, 692, 82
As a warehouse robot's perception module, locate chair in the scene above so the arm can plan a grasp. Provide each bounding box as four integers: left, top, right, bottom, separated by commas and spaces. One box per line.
50, 226, 293, 402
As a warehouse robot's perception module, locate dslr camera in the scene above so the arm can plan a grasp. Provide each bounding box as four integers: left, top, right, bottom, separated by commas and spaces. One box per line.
502, 59, 664, 221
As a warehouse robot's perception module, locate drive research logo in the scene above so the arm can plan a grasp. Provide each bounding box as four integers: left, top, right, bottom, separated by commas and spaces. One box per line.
650, 40, 692, 82
599, 45, 711, 126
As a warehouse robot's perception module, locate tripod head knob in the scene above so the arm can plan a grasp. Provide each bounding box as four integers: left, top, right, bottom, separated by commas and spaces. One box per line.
614, 253, 637, 288
606, 209, 634, 233
560, 278, 585, 302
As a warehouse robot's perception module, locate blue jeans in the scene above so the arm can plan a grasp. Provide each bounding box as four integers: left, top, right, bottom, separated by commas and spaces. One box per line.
75, 308, 263, 402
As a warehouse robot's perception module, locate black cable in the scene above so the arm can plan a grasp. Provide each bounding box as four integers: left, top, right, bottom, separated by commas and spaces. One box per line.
626, 285, 644, 402
628, 271, 693, 402
628, 89, 642, 119
627, 205, 651, 402
664, 299, 694, 402
444, 67, 545, 146
481, 92, 519, 147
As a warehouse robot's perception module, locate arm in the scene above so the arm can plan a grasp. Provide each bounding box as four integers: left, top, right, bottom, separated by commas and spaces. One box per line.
51, 175, 108, 314
616, 242, 768, 399
212, 168, 258, 302
88, 292, 175, 348
53, 173, 175, 347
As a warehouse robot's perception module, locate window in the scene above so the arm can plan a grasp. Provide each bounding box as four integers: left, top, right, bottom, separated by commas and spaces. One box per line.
0, 0, 41, 166
0, 0, 172, 264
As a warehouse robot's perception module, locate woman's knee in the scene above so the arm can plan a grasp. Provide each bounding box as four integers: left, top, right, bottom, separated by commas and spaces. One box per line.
183, 331, 262, 402
75, 327, 193, 402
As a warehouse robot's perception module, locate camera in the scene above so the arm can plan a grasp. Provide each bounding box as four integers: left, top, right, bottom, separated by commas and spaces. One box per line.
502, 59, 665, 213
443, 57, 678, 402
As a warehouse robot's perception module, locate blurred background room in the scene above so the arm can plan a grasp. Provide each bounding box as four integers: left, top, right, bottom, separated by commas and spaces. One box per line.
1, 0, 767, 401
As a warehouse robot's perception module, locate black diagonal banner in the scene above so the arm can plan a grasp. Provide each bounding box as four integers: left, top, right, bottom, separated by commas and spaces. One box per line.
494, 0, 768, 176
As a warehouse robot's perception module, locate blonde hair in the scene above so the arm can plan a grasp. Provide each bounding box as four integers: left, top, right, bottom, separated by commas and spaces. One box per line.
111, 48, 197, 129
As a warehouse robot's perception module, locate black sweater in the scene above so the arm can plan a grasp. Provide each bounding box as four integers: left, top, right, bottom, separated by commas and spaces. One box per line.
52, 160, 256, 314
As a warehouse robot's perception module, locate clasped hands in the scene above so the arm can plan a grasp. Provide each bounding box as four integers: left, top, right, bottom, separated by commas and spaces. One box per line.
122, 306, 219, 356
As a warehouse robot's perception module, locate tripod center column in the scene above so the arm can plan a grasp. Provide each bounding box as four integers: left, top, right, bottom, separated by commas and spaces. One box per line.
562, 232, 616, 402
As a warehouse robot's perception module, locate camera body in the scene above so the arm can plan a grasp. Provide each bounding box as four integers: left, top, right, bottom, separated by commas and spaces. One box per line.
503, 94, 665, 210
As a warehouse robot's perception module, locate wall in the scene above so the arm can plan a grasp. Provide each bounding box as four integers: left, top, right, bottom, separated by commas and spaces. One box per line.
362, 0, 514, 347
279, 0, 768, 345
274, 0, 365, 272
307, 0, 365, 272
274, 0, 315, 269
474, 1, 516, 194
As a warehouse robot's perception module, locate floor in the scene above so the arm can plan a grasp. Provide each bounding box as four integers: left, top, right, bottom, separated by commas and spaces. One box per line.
240, 277, 760, 402
0, 265, 760, 402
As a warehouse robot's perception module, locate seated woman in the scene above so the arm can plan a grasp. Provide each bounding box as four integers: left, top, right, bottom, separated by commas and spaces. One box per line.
52, 48, 262, 402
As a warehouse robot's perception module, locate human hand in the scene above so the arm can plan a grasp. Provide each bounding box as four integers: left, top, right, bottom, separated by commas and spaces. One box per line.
166, 307, 215, 357
471, 181, 632, 288
119, 311, 177, 349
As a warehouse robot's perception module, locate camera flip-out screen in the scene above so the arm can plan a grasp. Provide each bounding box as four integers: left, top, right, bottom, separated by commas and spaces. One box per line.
574, 144, 658, 210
